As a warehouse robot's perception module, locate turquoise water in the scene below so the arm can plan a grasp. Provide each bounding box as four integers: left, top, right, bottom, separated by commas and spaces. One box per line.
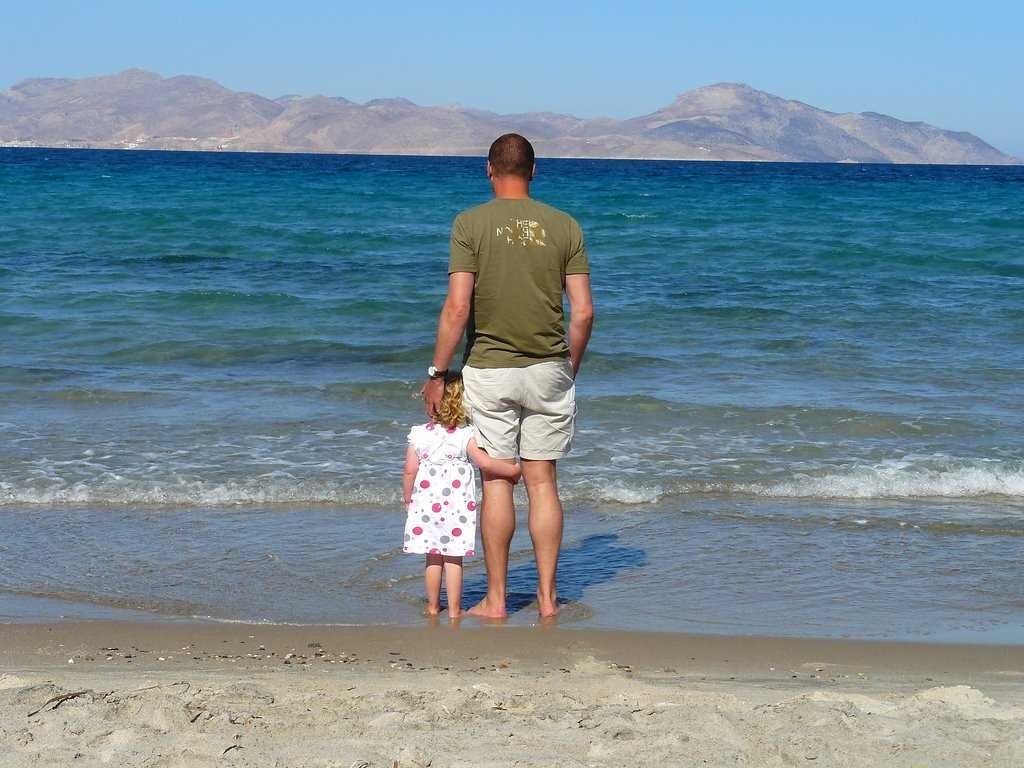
1, 148, 1023, 640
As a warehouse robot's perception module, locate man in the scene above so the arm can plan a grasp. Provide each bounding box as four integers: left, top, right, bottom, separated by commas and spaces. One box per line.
422, 133, 594, 619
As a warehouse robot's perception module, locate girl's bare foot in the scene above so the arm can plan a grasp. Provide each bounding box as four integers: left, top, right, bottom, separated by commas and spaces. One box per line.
425, 603, 441, 616
448, 607, 462, 620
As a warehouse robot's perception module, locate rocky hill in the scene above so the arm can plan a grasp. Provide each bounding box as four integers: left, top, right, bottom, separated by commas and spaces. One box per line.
0, 69, 1015, 164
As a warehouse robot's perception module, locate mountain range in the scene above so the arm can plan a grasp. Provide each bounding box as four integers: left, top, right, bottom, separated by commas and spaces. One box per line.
0, 69, 1016, 164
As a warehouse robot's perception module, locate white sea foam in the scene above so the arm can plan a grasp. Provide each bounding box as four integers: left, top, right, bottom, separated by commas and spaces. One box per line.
751, 461, 1024, 500
579, 481, 666, 504
2, 459, 1022, 507
571, 458, 1024, 504
0, 480, 401, 507
191, 616, 369, 627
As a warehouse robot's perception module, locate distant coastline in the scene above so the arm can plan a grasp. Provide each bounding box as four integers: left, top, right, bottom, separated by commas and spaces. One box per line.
1, 144, 1016, 167
1, 69, 1018, 165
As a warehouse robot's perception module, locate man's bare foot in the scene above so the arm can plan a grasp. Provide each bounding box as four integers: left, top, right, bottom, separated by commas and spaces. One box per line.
537, 594, 560, 619
467, 598, 508, 618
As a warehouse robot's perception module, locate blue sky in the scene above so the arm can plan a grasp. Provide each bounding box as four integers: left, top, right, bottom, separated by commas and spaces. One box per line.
3, 1, 1022, 155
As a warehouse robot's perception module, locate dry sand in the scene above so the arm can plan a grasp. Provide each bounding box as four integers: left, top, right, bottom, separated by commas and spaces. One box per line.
2, 621, 1023, 767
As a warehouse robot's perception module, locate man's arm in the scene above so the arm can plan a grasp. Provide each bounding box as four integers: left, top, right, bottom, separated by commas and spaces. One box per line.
565, 273, 594, 379
421, 272, 474, 417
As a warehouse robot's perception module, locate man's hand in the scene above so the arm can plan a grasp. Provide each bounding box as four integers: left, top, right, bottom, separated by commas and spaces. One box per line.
421, 272, 474, 418
566, 273, 594, 380
421, 377, 445, 419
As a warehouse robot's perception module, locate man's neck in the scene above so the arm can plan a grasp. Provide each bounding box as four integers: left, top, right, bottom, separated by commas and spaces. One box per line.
491, 176, 531, 200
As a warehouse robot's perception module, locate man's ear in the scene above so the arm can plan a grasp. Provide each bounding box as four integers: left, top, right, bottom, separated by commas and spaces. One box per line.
486, 161, 494, 180
529, 162, 536, 181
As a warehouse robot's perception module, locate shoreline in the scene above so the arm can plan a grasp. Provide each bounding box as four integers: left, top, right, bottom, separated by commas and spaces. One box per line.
3, 620, 1023, 766
5, 620, 1024, 679
4, 588, 1024, 648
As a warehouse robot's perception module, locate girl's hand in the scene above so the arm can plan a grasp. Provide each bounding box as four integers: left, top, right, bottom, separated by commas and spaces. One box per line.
467, 438, 521, 482
403, 495, 413, 506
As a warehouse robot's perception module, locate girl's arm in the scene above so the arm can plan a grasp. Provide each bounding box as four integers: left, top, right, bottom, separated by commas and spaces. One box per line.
403, 445, 420, 504
467, 438, 521, 483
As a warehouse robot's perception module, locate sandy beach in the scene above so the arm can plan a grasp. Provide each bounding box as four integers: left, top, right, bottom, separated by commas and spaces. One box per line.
2, 621, 1022, 767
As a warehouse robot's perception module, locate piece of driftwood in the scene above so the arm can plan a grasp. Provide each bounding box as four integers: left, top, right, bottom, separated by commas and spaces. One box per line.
27, 690, 90, 717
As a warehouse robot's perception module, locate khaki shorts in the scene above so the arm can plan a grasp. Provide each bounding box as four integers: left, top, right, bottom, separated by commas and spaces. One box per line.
462, 359, 576, 461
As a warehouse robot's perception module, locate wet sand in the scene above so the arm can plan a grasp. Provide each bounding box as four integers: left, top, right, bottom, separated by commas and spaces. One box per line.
2, 621, 1023, 766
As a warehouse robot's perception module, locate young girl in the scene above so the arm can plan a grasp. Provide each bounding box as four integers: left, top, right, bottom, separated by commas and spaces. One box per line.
403, 373, 521, 618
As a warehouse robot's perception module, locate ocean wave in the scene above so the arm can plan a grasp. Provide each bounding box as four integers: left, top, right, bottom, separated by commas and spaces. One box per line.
566, 460, 1024, 504
0, 475, 668, 508
569, 480, 666, 505
750, 461, 1024, 500
0, 585, 206, 618
2, 460, 1022, 508
580, 397, 985, 438
0, 479, 402, 508
96, 338, 434, 366
36, 387, 161, 404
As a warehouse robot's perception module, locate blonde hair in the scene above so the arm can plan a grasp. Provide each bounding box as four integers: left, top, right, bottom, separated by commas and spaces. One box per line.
435, 372, 466, 429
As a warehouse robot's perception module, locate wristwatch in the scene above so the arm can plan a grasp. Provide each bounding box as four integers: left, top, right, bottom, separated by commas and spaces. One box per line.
427, 365, 448, 379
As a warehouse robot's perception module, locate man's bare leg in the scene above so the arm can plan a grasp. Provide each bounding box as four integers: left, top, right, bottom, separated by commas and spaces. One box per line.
522, 459, 563, 618
467, 464, 516, 618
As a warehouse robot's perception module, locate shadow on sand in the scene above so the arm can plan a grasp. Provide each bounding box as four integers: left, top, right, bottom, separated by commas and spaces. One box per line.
461, 533, 647, 615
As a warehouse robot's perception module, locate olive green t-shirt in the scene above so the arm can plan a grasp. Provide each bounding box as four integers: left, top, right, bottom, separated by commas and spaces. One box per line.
449, 198, 590, 368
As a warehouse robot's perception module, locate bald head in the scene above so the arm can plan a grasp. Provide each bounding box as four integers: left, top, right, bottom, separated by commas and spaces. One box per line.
488, 134, 535, 179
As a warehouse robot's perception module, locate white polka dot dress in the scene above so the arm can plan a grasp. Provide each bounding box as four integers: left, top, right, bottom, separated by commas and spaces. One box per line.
403, 422, 478, 557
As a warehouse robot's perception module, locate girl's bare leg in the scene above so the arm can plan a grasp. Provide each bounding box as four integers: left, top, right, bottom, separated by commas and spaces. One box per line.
424, 553, 443, 615
443, 556, 464, 618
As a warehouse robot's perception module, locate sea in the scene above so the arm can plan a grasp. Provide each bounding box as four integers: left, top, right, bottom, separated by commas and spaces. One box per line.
1, 148, 1022, 642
